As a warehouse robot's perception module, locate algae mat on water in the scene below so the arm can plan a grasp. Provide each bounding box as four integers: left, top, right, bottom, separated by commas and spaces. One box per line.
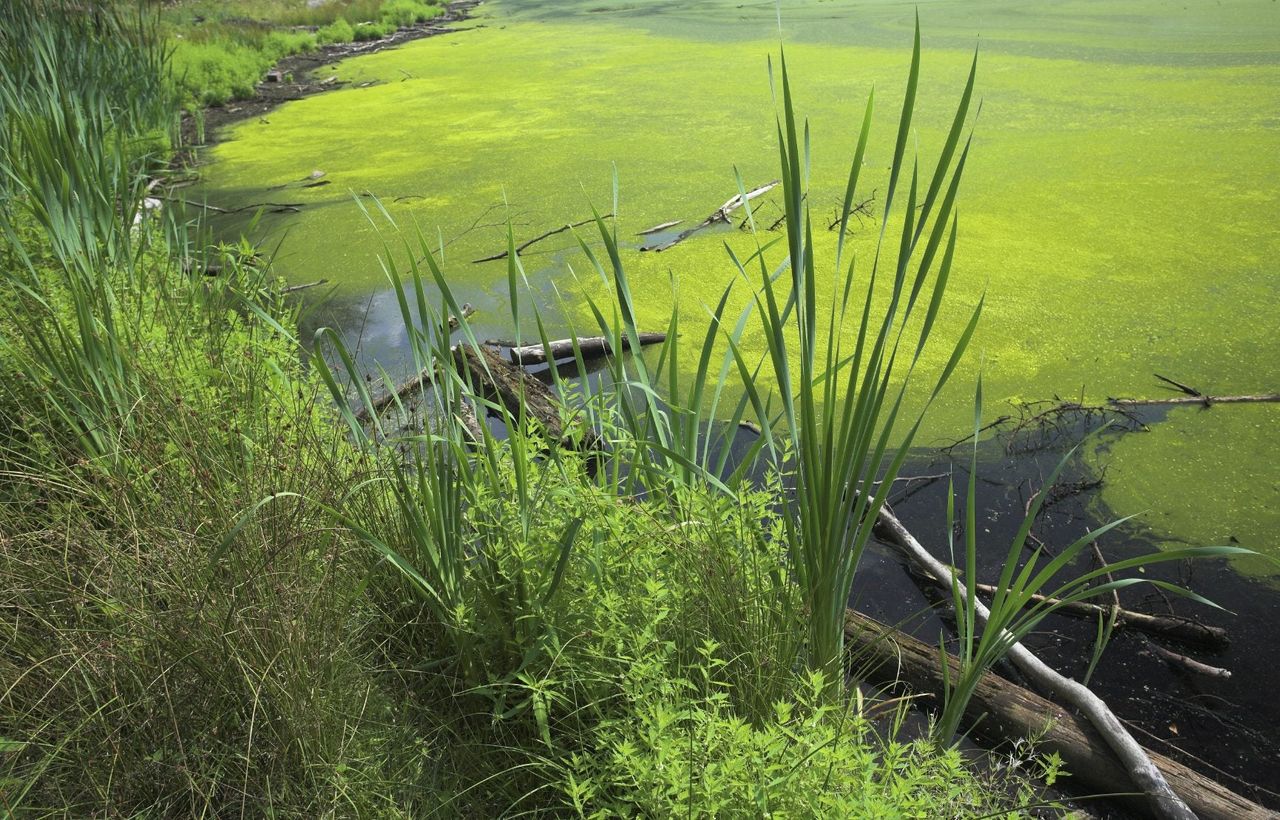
200, 0, 1280, 574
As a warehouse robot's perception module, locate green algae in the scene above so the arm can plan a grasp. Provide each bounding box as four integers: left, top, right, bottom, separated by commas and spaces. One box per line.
1097, 404, 1280, 579
197, 0, 1280, 574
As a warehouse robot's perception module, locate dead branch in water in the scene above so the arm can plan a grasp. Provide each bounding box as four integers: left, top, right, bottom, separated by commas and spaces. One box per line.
156, 196, 304, 215
969, 583, 1229, 649
844, 607, 1269, 819
1145, 643, 1232, 679
872, 507, 1198, 819
472, 215, 613, 263
645, 180, 779, 252
828, 190, 877, 232
1110, 393, 1280, 408
281, 279, 329, 294
1109, 373, 1279, 408
636, 219, 683, 236
941, 398, 1145, 456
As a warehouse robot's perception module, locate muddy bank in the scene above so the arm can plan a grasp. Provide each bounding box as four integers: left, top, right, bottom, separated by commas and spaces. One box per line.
178, 0, 483, 154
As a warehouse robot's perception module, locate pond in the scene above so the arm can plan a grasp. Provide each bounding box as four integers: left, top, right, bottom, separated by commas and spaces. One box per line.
198, 0, 1279, 579
196, 0, 1279, 795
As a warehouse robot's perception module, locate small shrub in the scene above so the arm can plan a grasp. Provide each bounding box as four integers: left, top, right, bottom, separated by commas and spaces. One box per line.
316, 17, 355, 46
353, 20, 395, 41
169, 39, 266, 106
380, 0, 445, 27
263, 29, 317, 58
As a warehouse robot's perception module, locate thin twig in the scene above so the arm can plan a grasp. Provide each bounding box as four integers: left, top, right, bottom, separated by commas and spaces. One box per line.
281, 279, 329, 294
472, 214, 613, 263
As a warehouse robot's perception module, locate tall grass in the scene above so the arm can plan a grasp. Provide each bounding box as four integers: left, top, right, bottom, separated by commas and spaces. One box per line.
0, 6, 406, 814
732, 29, 982, 687
0, 0, 175, 466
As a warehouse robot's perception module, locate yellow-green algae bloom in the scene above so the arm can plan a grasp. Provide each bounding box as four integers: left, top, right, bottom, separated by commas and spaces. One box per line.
199, 0, 1280, 576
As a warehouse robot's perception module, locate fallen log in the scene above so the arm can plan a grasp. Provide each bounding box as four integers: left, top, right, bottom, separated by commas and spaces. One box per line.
452, 345, 597, 450
498, 332, 667, 365
873, 509, 1196, 819
1108, 394, 1280, 408
971, 583, 1229, 650
645, 180, 779, 252
844, 608, 1271, 819
472, 215, 613, 264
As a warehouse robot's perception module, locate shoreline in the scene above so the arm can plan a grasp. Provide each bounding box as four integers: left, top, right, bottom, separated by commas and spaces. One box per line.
177, 0, 483, 158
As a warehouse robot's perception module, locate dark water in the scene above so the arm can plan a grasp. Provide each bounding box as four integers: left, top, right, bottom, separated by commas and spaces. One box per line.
855, 421, 1280, 812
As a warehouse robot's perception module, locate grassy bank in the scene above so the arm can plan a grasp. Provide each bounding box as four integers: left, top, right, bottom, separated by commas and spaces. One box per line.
0, 2, 1106, 816
162, 0, 447, 106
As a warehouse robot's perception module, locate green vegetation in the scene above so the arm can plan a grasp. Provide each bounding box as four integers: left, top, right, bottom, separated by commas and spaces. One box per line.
199, 1, 1280, 578
0, 3, 1073, 816
163, 0, 444, 106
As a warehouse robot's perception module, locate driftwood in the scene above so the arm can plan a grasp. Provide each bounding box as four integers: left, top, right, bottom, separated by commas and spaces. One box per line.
645, 180, 780, 252
844, 608, 1272, 819
497, 332, 667, 365
970, 583, 1229, 650
872, 508, 1197, 819
472, 215, 613, 264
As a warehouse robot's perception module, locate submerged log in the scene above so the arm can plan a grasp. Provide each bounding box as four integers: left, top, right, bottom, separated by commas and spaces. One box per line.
455, 398, 485, 443
971, 583, 1229, 650
352, 306, 475, 424
844, 608, 1272, 819
352, 365, 441, 424
500, 332, 667, 365
452, 345, 597, 450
